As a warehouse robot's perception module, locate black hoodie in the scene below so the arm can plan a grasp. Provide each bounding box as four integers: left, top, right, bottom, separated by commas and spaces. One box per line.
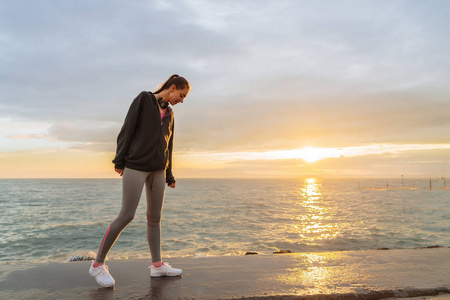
112, 91, 175, 185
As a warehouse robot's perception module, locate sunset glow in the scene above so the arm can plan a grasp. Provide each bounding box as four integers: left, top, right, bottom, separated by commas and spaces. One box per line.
175, 144, 450, 164
1, 143, 449, 178
1, 1, 449, 178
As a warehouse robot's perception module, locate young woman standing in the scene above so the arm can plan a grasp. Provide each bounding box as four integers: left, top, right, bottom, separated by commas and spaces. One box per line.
89, 75, 190, 287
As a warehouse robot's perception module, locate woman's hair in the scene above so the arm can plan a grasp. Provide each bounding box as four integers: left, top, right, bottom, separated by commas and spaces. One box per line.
154, 74, 190, 94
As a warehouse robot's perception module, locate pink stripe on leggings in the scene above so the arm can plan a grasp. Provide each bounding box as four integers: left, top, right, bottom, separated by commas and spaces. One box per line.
99, 225, 111, 257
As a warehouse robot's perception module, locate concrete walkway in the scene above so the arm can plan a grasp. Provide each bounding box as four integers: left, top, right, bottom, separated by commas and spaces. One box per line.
1, 248, 449, 299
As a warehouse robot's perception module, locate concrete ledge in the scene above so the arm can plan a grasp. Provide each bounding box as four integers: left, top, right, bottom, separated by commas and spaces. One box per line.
1, 248, 449, 299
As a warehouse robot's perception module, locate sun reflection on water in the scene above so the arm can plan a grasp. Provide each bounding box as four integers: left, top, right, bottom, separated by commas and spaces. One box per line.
288, 178, 339, 245
275, 252, 359, 295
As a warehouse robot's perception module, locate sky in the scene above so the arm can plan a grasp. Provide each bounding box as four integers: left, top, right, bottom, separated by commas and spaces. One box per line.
0, 0, 449, 178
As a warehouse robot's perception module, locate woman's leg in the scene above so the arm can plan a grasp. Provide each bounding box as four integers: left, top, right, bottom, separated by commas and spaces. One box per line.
95, 168, 149, 263
145, 169, 166, 263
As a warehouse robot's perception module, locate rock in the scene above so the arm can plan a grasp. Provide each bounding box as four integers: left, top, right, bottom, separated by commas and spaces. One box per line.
416, 245, 443, 249
375, 248, 390, 250
245, 251, 259, 255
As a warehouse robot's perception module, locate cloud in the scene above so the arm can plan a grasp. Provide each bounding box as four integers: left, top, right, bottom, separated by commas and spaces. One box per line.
174, 146, 450, 178
175, 143, 450, 163
6, 134, 48, 140
0, 1, 449, 177
175, 88, 450, 152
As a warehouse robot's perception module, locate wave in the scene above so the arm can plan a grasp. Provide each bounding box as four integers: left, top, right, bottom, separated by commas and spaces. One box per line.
63, 245, 449, 264
66, 251, 96, 262
238, 287, 450, 300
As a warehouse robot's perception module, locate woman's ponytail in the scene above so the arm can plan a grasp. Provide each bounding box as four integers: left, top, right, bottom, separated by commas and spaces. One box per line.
154, 74, 190, 94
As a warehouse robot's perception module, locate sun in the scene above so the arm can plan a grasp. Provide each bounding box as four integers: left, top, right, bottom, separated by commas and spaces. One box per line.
297, 147, 322, 163
296, 147, 340, 163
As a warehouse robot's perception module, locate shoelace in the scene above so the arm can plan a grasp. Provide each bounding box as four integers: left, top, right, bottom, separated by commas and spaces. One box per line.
93, 264, 110, 277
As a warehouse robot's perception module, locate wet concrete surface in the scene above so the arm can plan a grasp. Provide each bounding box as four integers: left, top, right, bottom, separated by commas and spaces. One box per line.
1, 248, 449, 299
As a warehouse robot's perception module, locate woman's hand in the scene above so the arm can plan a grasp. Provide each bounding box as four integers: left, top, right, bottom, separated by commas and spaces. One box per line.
169, 182, 176, 188
115, 168, 124, 176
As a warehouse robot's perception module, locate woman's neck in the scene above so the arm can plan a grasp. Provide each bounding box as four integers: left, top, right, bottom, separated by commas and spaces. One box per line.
157, 90, 169, 102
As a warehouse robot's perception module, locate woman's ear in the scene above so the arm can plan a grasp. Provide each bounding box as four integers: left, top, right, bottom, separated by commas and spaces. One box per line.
170, 84, 177, 91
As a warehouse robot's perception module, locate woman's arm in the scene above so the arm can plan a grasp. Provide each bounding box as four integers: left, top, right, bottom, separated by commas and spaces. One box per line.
165, 118, 176, 187
112, 92, 146, 169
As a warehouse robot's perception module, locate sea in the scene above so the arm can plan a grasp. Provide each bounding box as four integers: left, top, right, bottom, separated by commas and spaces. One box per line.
1, 178, 449, 265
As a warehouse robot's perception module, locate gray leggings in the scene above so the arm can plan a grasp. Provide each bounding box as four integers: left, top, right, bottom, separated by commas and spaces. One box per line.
96, 168, 166, 263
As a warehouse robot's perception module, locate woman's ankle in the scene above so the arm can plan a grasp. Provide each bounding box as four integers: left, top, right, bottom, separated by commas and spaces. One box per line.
93, 261, 104, 268
152, 261, 164, 268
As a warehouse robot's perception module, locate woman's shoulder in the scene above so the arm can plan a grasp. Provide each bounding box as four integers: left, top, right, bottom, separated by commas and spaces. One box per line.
136, 91, 154, 99
128, 92, 157, 113
133, 91, 156, 104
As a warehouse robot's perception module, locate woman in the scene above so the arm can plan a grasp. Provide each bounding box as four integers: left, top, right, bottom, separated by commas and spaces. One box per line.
89, 75, 190, 287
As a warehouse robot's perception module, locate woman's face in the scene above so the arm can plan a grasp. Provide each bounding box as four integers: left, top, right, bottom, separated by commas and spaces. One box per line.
167, 85, 189, 106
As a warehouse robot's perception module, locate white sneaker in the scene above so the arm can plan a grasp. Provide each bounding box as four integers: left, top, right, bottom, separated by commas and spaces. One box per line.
89, 261, 115, 287
150, 262, 182, 277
